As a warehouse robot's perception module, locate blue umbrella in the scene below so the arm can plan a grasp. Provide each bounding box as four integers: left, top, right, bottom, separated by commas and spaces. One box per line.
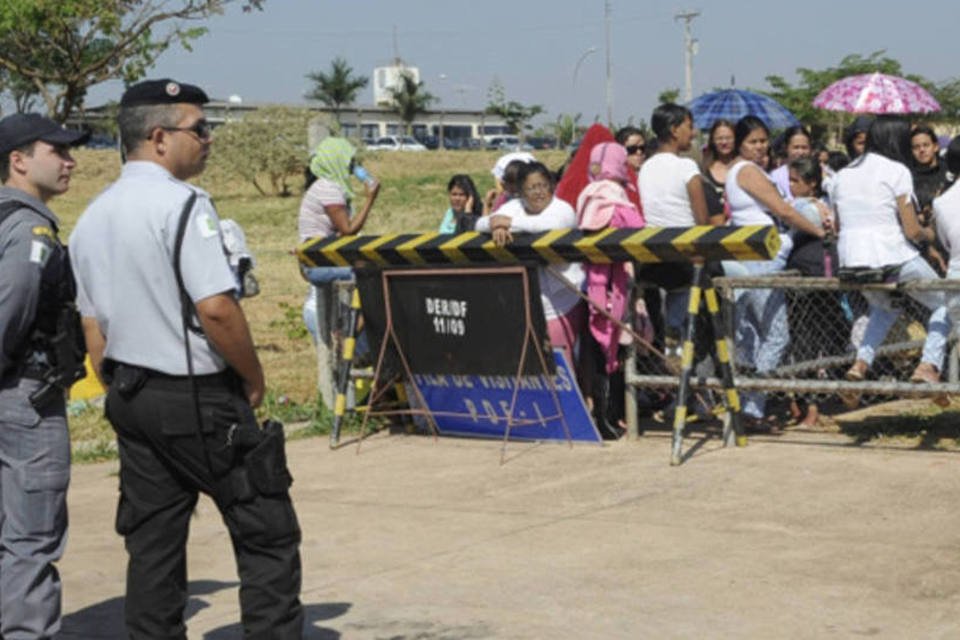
687, 89, 800, 131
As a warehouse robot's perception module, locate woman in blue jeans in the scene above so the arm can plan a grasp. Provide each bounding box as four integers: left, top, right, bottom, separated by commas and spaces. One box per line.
722, 116, 829, 428
298, 137, 380, 341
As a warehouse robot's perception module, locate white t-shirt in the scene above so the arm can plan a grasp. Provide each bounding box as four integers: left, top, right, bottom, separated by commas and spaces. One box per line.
934, 181, 960, 273
475, 196, 585, 319
725, 160, 793, 260
829, 152, 918, 268
298, 178, 348, 242
639, 153, 701, 226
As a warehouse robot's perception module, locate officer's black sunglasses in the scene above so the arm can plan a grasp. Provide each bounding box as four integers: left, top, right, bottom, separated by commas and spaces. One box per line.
154, 120, 212, 141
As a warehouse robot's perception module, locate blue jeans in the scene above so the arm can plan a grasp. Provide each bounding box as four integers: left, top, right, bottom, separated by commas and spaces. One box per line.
857, 256, 950, 369
301, 267, 354, 344
722, 257, 789, 418
948, 267, 960, 331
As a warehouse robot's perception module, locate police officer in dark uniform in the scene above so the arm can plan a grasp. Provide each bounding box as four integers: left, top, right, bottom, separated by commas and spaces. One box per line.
69, 80, 303, 639
0, 113, 88, 639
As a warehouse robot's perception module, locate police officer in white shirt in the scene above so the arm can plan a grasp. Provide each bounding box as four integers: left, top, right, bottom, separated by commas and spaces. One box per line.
69, 79, 303, 638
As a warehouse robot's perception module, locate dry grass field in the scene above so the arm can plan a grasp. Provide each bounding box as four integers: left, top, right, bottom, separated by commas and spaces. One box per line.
57, 148, 567, 454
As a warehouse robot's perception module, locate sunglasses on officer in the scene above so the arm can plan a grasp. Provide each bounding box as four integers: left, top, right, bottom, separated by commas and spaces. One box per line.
152, 119, 212, 141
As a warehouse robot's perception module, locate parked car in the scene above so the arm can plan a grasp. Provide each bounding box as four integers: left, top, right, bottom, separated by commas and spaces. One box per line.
455, 138, 484, 151
526, 136, 558, 150
368, 135, 427, 151
85, 133, 118, 149
417, 135, 459, 150
483, 135, 519, 150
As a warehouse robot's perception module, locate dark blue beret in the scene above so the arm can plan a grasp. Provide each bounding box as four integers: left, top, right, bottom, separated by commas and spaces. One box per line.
120, 79, 209, 107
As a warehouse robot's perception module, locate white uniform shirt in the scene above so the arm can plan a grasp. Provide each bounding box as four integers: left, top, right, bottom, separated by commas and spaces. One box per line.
829, 152, 918, 268
475, 196, 585, 319
638, 153, 701, 226
70, 161, 237, 375
934, 180, 960, 274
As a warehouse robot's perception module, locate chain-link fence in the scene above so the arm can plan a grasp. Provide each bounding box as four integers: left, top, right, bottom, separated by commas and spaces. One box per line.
625, 274, 960, 434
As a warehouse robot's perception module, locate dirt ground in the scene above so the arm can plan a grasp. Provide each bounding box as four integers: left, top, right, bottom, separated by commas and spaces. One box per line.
58, 423, 960, 639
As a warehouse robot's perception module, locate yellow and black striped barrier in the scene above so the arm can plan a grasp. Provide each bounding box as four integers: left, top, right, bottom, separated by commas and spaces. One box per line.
297, 225, 781, 269
670, 264, 745, 466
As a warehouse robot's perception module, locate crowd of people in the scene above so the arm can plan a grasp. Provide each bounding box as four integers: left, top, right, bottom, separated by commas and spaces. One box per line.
297, 107, 960, 436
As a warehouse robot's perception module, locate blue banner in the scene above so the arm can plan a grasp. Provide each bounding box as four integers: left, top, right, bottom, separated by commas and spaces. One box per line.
411, 349, 601, 443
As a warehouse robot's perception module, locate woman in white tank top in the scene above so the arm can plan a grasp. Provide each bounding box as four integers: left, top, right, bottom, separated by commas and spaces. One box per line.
722, 116, 827, 428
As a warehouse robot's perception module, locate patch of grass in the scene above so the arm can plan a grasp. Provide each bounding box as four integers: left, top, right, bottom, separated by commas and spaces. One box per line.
270, 301, 310, 341
73, 437, 119, 464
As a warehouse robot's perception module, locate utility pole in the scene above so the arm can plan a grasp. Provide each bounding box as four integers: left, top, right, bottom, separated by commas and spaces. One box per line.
604, 0, 613, 125
674, 9, 700, 102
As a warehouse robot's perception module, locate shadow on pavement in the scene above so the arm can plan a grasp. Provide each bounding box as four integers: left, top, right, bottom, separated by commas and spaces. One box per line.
204, 602, 351, 639
61, 578, 349, 639
61, 579, 235, 638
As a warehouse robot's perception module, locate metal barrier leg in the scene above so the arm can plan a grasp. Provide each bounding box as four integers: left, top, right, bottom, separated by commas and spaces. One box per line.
331, 287, 361, 448
703, 279, 745, 448
671, 264, 704, 466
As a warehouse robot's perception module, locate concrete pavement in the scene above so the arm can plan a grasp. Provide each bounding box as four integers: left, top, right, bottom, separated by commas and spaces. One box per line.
59, 429, 960, 639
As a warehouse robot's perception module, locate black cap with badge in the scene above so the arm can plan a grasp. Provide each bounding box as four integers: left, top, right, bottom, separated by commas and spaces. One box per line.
120, 79, 209, 108
0, 113, 90, 156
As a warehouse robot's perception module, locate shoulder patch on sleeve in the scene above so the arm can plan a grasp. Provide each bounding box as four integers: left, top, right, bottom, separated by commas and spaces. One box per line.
32, 225, 56, 240
29, 240, 52, 266
195, 212, 220, 238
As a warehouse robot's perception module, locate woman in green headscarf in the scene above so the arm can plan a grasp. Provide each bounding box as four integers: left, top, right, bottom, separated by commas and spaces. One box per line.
299, 137, 380, 340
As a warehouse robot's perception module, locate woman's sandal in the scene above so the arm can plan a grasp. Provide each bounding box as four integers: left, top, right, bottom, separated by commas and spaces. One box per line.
840, 364, 866, 409
909, 363, 950, 407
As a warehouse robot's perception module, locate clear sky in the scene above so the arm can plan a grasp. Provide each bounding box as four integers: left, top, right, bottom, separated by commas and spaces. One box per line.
87, 0, 960, 129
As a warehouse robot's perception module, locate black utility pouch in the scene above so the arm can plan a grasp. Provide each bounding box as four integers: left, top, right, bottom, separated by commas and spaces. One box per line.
244, 420, 293, 496
113, 365, 148, 399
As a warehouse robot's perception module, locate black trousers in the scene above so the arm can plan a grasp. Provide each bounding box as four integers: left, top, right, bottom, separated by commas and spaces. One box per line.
104, 365, 303, 640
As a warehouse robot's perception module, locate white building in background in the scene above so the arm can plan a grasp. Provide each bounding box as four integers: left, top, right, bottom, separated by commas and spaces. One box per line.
373, 63, 420, 107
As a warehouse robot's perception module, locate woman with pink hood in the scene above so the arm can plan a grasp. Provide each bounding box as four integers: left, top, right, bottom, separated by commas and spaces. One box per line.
576, 142, 646, 376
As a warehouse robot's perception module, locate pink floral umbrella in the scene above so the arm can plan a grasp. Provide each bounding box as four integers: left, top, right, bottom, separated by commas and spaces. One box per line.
812, 72, 941, 114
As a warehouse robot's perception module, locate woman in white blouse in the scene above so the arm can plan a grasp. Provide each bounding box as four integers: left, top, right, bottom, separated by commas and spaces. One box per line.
723, 116, 827, 427
476, 162, 586, 367
831, 117, 949, 389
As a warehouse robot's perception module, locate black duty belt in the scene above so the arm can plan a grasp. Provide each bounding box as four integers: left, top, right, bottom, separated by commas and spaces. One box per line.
110, 362, 235, 391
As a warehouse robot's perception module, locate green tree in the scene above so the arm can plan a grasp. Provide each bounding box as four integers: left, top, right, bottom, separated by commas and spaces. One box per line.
550, 113, 582, 147
484, 80, 544, 141
657, 88, 681, 104
389, 72, 436, 136
209, 106, 312, 197
305, 57, 368, 125
0, 68, 39, 114
931, 78, 960, 122
0, 0, 264, 122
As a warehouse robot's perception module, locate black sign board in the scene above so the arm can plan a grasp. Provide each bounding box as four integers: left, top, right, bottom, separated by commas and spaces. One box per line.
355, 265, 554, 377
